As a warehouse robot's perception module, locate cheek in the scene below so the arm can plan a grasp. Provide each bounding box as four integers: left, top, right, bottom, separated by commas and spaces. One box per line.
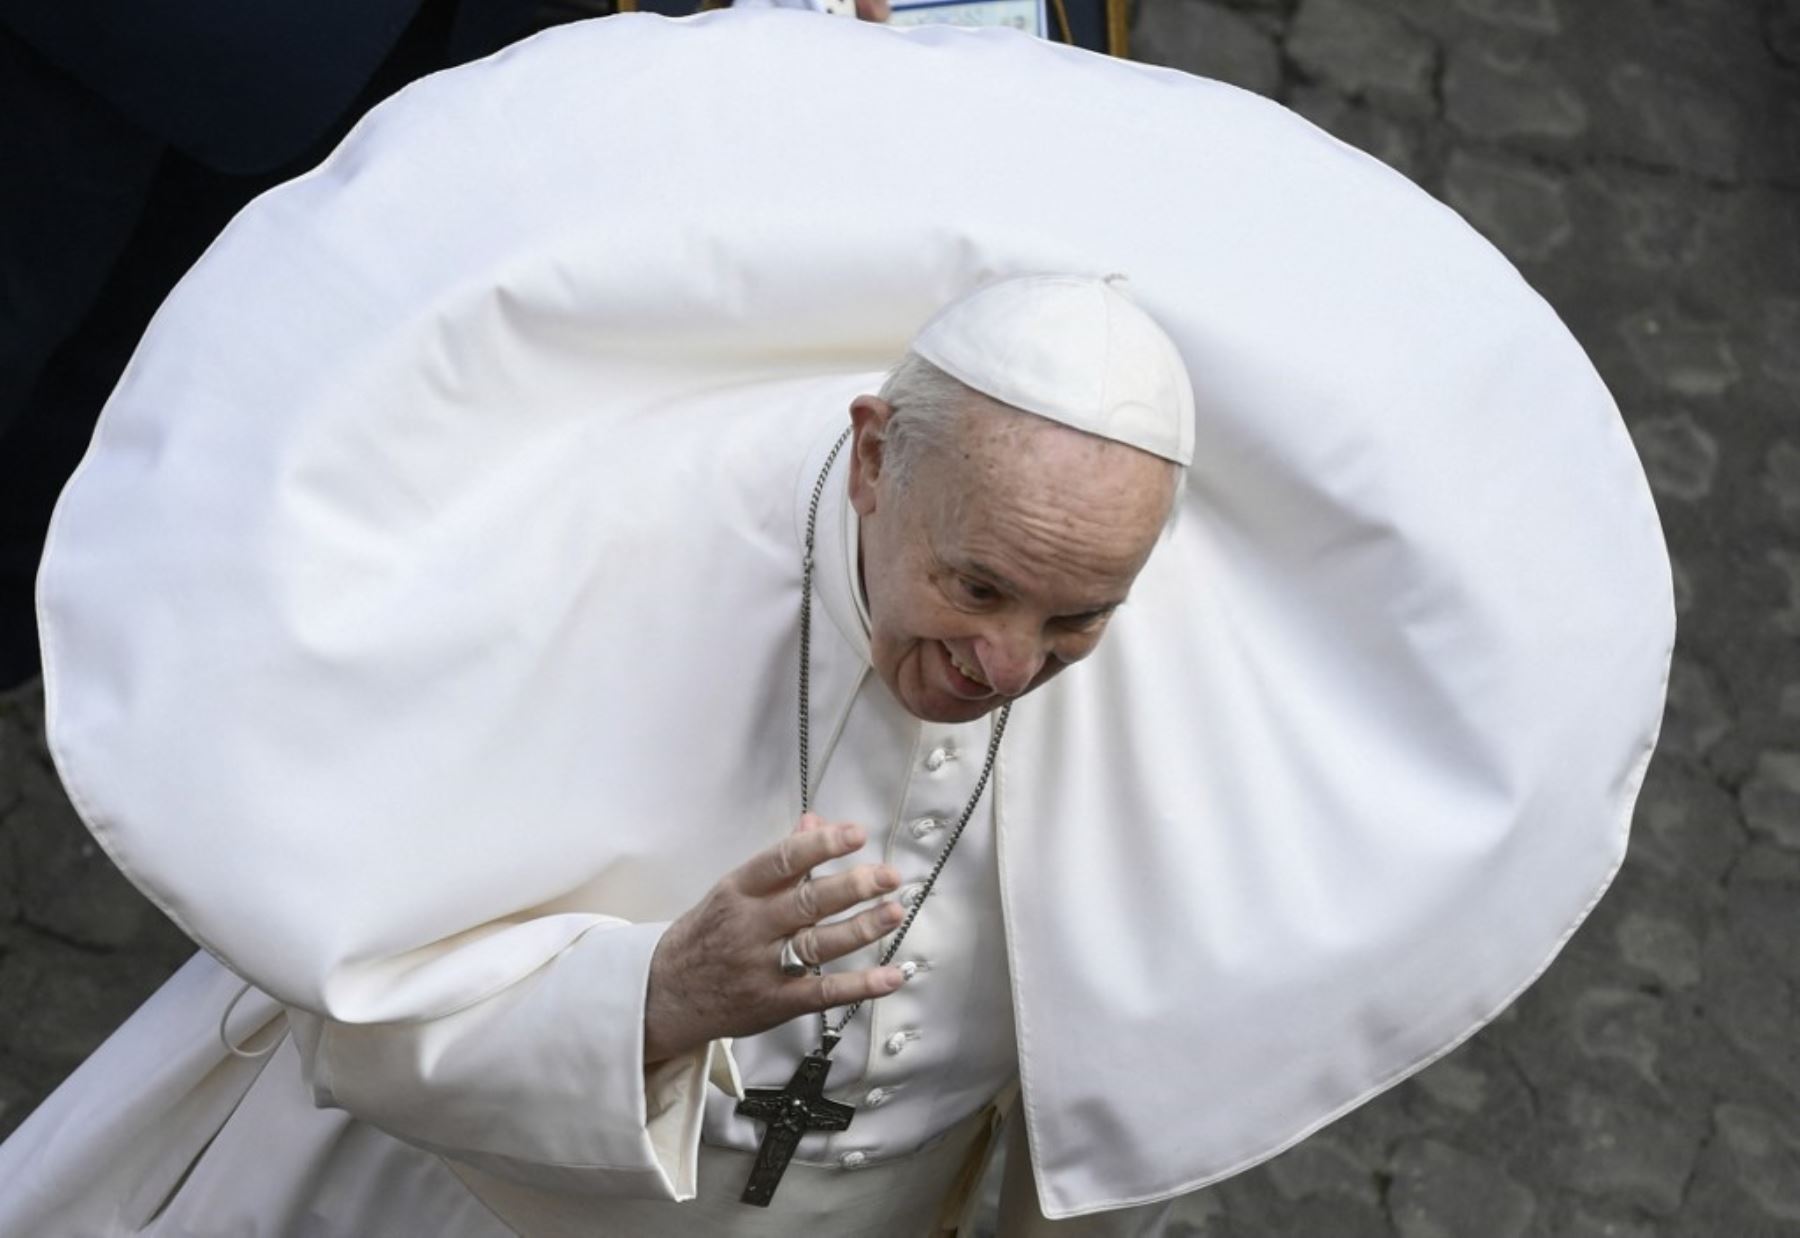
868, 543, 939, 636
869, 594, 944, 673
876, 578, 953, 642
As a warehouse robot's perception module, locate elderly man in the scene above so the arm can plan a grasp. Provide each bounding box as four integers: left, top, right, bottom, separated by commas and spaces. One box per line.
0, 276, 1193, 1237
0, 13, 1671, 1238
632, 277, 1187, 1226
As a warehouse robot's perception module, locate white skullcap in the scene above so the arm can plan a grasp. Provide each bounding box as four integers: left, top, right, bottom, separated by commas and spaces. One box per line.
909, 273, 1195, 466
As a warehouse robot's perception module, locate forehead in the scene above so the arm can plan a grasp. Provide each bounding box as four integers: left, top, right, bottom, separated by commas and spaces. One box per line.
913, 411, 1173, 601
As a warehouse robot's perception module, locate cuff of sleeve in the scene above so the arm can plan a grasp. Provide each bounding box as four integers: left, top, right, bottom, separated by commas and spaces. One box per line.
710, 1038, 744, 1099
642, 1037, 743, 1197
643, 1046, 705, 1199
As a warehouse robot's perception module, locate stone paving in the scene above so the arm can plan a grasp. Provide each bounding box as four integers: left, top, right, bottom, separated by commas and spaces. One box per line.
2, 1, 1797, 1234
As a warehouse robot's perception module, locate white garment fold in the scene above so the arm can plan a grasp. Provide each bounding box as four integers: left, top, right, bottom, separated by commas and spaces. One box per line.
20, 10, 1671, 1222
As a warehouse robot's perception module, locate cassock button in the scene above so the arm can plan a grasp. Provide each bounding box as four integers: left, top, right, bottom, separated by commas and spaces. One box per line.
924, 747, 950, 772
884, 1032, 909, 1055
900, 885, 925, 908
864, 1088, 890, 1107
898, 961, 919, 980
841, 1151, 868, 1169
910, 816, 942, 839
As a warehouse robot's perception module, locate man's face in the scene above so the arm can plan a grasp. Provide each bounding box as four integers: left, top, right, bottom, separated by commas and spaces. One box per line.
848, 395, 1176, 725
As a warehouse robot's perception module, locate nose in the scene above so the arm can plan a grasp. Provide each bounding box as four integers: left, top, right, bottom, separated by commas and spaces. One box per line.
973, 627, 1046, 698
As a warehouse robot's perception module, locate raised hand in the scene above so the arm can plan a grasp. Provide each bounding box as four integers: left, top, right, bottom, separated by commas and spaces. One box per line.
643, 814, 906, 1064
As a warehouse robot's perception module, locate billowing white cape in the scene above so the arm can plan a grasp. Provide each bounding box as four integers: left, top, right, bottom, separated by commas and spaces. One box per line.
35, 11, 1671, 1218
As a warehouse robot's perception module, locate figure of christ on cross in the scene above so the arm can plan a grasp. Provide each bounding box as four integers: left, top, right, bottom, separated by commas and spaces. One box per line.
736, 1044, 857, 1206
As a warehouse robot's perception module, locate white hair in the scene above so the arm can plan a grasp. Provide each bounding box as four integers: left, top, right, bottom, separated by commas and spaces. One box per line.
874, 351, 1187, 534
875, 351, 993, 493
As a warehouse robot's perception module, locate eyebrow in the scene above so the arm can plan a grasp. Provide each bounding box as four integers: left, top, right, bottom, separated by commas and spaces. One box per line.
959, 558, 1127, 617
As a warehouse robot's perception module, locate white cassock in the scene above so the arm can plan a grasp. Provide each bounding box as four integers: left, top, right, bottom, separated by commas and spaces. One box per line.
0, 391, 1153, 1238
0, 11, 1671, 1237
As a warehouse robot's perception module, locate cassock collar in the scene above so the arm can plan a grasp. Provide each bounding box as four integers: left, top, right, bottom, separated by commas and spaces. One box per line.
796, 421, 872, 667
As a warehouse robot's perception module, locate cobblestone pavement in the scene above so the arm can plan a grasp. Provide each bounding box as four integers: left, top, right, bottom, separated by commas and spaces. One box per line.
3, 1, 1799, 1233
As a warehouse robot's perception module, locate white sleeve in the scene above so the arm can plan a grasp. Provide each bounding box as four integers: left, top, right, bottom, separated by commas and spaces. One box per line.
286, 920, 741, 1202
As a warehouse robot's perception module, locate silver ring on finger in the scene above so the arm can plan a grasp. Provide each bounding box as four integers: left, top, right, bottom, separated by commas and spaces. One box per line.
779, 936, 810, 978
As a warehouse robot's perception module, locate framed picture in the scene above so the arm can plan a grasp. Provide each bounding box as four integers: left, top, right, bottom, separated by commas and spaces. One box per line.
600, 0, 1131, 56
887, 0, 1048, 38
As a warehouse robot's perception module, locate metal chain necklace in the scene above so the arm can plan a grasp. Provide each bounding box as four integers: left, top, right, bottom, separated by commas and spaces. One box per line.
737, 427, 1011, 1207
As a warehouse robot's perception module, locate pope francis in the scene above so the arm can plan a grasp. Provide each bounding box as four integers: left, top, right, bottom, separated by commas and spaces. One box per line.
0, 10, 1671, 1238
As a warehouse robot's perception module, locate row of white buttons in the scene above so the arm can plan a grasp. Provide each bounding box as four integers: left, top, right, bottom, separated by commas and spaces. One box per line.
834, 1085, 902, 1166
838, 738, 968, 1173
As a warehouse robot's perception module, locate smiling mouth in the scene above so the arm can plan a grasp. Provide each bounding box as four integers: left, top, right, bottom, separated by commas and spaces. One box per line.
944, 643, 992, 691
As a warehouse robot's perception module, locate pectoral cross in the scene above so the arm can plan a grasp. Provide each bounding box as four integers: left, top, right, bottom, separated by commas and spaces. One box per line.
736, 1040, 855, 1207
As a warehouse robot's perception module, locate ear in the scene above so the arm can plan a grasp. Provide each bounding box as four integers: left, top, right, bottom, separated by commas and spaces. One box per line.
847, 395, 893, 518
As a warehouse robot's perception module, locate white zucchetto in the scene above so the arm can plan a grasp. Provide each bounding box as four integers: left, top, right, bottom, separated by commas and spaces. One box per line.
909, 273, 1196, 466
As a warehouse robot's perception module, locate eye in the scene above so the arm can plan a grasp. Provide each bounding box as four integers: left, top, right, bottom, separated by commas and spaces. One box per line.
1059, 608, 1115, 633
958, 577, 1001, 604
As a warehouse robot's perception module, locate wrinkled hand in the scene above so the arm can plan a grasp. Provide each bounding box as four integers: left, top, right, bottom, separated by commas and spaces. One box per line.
644, 814, 906, 1064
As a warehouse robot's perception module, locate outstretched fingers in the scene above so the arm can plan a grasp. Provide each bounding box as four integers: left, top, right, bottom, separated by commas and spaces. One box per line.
737, 817, 865, 895
803, 964, 906, 1015
776, 863, 899, 933
791, 900, 906, 967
